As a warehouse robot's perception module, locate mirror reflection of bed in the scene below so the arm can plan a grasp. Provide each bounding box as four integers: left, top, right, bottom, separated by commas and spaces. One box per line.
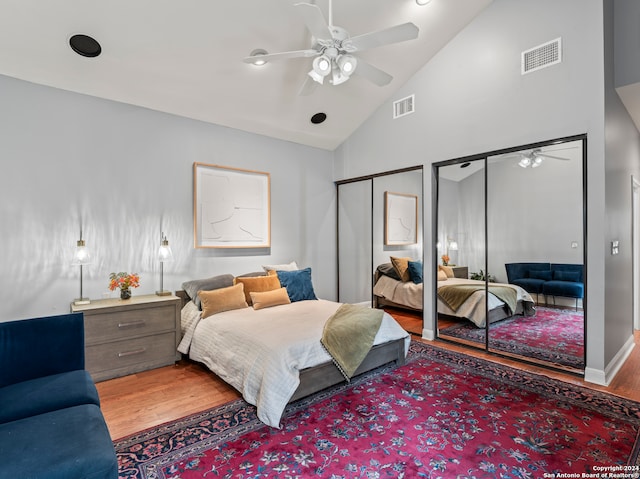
434, 137, 585, 374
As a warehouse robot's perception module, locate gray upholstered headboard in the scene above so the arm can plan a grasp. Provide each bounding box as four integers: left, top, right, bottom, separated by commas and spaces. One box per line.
175, 290, 190, 309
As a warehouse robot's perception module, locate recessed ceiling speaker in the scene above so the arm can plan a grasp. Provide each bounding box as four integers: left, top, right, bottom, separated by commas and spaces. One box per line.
311, 113, 327, 124
69, 34, 102, 58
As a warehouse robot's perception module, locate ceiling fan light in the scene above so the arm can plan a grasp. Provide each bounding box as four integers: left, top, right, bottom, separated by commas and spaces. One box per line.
416, 0, 432, 4
518, 157, 531, 168
532, 157, 543, 167
332, 69, 349, 85
308, 69, 325, 84
338, 55, 357, 75
313, 55, 331, 75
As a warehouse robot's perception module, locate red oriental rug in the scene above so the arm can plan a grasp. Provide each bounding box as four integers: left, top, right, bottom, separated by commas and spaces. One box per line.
115, 341, 639, 479
439, 307, 585, 369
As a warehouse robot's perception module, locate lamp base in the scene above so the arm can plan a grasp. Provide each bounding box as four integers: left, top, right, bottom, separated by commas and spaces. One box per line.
155, 290, 172, 296
73, 297, 91, 305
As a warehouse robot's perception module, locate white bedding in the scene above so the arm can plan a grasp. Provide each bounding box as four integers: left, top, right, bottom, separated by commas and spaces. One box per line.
437, 277, 533, 327
373, 274, 423, 310
373, 275, 533, 328
178, 299, 410, 428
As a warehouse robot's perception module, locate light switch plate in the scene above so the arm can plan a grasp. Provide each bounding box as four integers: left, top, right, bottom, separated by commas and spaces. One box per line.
612, 240, 619, 255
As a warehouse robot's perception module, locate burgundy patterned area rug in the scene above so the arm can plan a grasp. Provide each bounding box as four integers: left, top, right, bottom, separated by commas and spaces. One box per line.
115, 341, 639, 479
440, 307, 585, 369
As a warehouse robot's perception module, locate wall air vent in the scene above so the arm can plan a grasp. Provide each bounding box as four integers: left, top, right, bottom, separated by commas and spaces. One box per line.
393, 94, 415, 119
521, 37, 562, 75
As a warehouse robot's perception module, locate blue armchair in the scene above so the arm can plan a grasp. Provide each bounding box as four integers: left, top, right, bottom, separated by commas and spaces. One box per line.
0, 313, 118, 479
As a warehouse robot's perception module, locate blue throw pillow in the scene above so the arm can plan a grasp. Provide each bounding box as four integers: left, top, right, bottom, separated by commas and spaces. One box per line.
276, 267, 318, 302
529, 270, 552, 281
407, 261, 423, 284
554, 270, 580, 282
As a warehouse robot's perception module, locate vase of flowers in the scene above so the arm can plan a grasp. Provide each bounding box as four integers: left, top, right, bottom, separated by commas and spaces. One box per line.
441, 255, 450, 266
109, 272, 140, 300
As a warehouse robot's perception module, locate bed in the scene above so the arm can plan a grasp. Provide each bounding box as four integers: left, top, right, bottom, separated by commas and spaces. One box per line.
373, 263, 535, 328
175, 288, 410, 428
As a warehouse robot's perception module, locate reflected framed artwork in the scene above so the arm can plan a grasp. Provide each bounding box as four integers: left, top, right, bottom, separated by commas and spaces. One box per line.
194, 163, 271, 248
384, 191, 417, 246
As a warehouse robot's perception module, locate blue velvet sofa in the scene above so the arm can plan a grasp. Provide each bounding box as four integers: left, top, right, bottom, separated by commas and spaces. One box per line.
0, 313, 118, 479
505, 262, 584, 309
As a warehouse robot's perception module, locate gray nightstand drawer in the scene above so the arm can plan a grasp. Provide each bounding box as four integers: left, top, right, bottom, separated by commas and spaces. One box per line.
85, 332, 176, 381
84, 305, 175, 345
72, 294, 181, 382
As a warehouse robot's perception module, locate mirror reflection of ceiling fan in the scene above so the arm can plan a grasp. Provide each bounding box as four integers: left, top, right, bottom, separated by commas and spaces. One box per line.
500, 147, 573, 169
243, 0, 419, 95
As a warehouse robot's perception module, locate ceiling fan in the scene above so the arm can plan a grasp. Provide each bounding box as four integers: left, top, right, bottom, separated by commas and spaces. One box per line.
500, 148, 572, 169
243, 0, 419, 94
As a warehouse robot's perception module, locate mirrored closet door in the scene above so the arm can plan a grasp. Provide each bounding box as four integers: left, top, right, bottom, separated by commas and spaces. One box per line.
337, 167, 424, 335
435, 136, 586, 374
436, 160, 487, 349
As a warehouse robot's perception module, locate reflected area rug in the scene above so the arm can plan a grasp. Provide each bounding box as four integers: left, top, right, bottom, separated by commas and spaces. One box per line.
115, 341, 638, 479
439, 307, 584, 369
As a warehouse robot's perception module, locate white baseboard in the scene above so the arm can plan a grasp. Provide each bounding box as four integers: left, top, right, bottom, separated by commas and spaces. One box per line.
422, 328, 435, 341
584, 334, 636, 386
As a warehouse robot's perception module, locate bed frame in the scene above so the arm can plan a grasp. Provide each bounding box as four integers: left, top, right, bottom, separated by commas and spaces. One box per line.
175, 290, 407, 403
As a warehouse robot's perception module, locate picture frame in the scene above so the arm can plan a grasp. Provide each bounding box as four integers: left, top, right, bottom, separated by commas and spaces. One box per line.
193, 162, 271, 248
384, 191, 418, 246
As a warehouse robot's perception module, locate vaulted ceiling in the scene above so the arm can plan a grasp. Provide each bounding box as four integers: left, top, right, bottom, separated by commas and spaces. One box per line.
0, 0, 493, 150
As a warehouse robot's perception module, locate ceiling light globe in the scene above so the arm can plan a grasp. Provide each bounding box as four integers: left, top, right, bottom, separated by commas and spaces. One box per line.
318, 59, 330, 72
416, 0, 432, 5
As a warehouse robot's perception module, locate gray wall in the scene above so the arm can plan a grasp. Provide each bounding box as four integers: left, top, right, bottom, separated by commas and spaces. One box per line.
604, 0, 640, 366
336, 0, 612, 377
613, 0, 640, 88
0, 74, 336, 321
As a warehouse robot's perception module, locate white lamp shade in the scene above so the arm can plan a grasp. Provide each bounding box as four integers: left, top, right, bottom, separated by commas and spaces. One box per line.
158, 240, 173, 262
71, 240, 91, 265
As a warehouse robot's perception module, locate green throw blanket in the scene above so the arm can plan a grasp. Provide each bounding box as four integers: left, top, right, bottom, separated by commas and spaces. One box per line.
321, 304, 384, 381
438, 284, 518, 316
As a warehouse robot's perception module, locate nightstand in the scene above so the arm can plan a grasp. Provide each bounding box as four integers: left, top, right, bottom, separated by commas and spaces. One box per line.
71, 294, 181, 382
451, 266, 469, 279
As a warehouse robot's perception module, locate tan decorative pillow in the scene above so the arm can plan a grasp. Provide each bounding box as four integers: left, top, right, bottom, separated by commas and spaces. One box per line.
437, 269, 448, 281
234, 274, 281, 305
199, 283, 248, 319
439, 265, 455, 278
250, 287, 291, 310
391, 256, 412, 282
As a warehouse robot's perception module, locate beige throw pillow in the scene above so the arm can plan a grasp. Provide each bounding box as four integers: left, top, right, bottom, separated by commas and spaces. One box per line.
437, 269, 448, 281
439, 265, 455, 278
199, 283, 248, 319
234, 274, 282, 305
391, 256, 412, 282
250, 287, 291, 310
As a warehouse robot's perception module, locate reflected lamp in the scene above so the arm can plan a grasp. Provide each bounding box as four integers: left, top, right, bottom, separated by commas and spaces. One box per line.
72, 232, 91, 305
156, 233, 174, 296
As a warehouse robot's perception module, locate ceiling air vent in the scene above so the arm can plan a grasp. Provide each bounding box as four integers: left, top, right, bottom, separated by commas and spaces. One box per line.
393, 94, 415, 119
521, 37, 562, 75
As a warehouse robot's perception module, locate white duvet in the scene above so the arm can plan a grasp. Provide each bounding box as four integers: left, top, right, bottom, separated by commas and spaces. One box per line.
373, 275, 533, 328
178, 299, 410, 428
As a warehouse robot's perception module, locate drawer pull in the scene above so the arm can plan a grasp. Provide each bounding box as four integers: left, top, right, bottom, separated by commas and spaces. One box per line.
118, 320, 146, 328
118, 348, 146, 358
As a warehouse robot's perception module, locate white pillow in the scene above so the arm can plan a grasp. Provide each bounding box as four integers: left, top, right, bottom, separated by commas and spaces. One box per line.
262, 261, 298, 272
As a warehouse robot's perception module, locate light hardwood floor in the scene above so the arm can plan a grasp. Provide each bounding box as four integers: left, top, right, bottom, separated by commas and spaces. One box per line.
97, 310, 640, 440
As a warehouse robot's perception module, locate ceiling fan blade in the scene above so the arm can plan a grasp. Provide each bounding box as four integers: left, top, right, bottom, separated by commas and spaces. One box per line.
353, 60, 393, 86
295, 3, 332, 41
348, 22, 419, 51
298, 76, 319, 96
538, 153, 570, 161
243, 49, 319, 63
